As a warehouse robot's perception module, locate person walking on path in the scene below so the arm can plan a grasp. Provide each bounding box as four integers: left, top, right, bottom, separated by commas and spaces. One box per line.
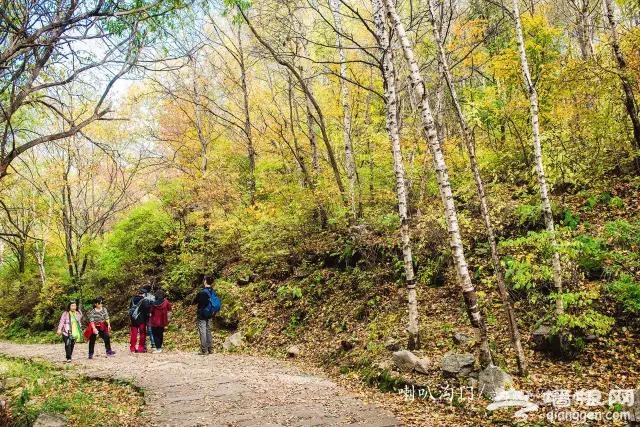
194, 276, 221, 355
56, 300, 82, 362
87, 297, 115, 359
129, 287, 152, 353
149, 289, 172, 353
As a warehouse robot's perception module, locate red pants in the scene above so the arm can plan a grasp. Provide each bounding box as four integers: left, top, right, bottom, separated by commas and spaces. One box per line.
129, 324, 146, 352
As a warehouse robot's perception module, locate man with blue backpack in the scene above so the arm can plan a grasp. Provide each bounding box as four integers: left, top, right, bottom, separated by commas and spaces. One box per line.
194, 275, 221, 355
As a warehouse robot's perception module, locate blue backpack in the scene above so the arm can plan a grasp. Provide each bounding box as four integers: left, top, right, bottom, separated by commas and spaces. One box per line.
200, 288, 221, 319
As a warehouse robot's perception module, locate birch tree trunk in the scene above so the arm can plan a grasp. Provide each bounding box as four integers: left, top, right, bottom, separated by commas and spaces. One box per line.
511, 0, 564, 317
383, 0, 492, 365
427, 0, 527, 375
373, 0, 419, 349
330, 0, 359, 220
603, 0, 640, 171
238, 26, 257, 205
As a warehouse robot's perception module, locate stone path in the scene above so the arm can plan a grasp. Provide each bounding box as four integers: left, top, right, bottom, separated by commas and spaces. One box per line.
0, 342, 401, 426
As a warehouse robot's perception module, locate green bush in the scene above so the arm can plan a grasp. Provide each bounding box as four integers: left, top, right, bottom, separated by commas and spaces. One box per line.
608, 274, 640, 314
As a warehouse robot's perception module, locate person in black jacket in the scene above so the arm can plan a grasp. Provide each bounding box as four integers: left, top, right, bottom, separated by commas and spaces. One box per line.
194, 276, 214, 355
129, 287, 152, 353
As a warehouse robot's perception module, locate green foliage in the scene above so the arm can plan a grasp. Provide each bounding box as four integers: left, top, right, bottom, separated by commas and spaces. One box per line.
514, 204, 544, 229
608, 274, 640, 314
502, 256, 553, 293
96, 201, 175, 282
277, 284, 303, 302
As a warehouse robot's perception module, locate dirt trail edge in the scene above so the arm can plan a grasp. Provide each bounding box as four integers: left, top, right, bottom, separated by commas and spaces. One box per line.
0, 342, 401, 426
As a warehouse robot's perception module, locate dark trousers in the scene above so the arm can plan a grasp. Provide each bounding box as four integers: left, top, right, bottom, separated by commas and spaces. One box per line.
88, 330, 111, 355
151, 327, 165, 349
63, 335, 75, 360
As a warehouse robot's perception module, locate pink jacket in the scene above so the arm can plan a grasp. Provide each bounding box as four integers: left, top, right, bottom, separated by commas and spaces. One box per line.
57, 310, 83, 336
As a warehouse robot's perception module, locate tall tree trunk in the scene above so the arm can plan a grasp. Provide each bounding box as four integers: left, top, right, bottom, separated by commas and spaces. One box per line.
373, 0, 419, 349
191, 61, 209, 175
427, 0, 527, 375
239, 7, 346, 197
575, 0, 594, 60
603, 0, 640, 171
330, 0, 359, 220
364, 79, 375, 203
511, 0, 564, 317
383, 0, 492, 365
238, 26, 257, 204
288, 76, 312, 188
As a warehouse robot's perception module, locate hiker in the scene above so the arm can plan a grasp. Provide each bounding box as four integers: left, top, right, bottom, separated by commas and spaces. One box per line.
142, 287, 156, 350
194, 275, 221, 355
149, 288, 172, 353
56, 300, 82, 362
129, 287, 152, 353
86, 297, 115, 359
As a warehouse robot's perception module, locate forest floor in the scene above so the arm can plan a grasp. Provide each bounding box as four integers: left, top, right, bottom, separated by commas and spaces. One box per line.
0, 341, 401, 427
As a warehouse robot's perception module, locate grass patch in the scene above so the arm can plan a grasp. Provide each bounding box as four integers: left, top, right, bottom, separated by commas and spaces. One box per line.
0, 355, 144, 426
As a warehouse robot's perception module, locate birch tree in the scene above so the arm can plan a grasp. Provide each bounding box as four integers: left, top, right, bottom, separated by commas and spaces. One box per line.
427, 0, 527, 374
602, 0, 640, 171
372, 0, 419, 349
383, 0, 492, 365
330, 0, 360, 220
510, 0, 564, 317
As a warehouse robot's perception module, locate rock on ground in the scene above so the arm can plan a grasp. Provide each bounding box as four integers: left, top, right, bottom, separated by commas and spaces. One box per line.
478, 365, 513, 399
441, 353, 475, 378
222, 331, 244, 351
392, 350, 429, 374
33, 413, 68, 427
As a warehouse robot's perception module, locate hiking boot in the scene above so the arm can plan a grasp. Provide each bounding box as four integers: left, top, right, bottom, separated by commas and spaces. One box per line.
88, 353, 93, 360
106, 350, 116, 356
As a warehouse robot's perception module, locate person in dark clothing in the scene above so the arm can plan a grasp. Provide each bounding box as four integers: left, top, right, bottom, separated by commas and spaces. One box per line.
149, 289, 172, 353
194, 276, 215, 355
129, 287, 152, 353
87, 297, 115, 359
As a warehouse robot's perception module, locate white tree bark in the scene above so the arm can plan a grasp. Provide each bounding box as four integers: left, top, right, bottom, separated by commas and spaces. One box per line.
373, 0, 419, 349
427, 0, 527, 375
511, 0, 564, 317
603, 0, 640, 169
330, 0, 359, 220
383, 0, 492, 365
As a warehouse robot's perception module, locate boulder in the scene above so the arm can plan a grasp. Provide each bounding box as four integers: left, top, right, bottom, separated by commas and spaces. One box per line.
392, 350, 430, 374
33, 413, 68, 427
286, 345, 301, 358
441, 353, 475, 378
453, 332, 472, 346
392, 350, 419, 373
532, 325, 552, 348
478, 365, 513, 399
222, 332, 244, 351
414, 358, 430, 374
384, 339, 401, 352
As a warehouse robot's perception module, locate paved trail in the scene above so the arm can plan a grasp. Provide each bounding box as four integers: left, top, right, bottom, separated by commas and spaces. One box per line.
0, 342, 401, 427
